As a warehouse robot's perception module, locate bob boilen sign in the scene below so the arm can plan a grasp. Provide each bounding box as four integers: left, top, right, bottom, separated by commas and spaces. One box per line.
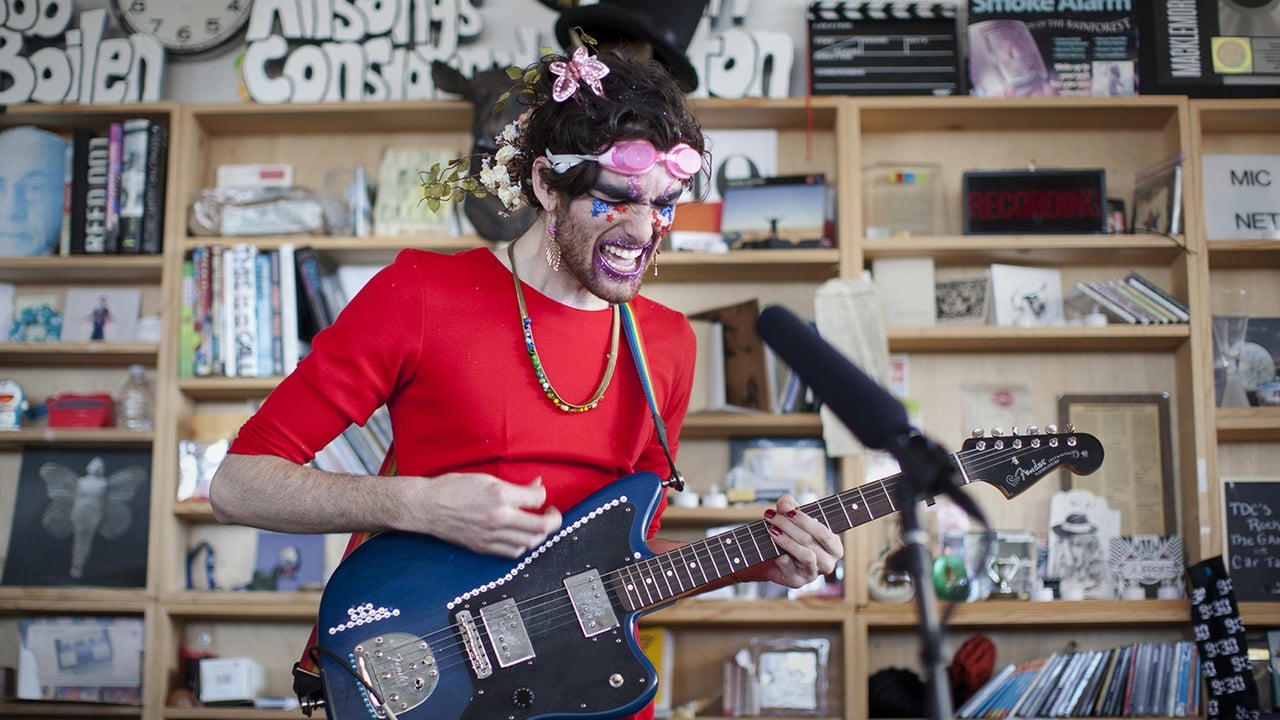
0, 4, 164, 104
241, 0, 540, 103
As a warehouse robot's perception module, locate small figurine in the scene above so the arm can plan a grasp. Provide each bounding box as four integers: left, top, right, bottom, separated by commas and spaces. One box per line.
0, 379, 27, 430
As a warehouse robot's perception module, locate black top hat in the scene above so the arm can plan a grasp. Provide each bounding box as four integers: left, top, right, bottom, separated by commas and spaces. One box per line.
1053, 513, 1097, 536
555, 0, 709, 92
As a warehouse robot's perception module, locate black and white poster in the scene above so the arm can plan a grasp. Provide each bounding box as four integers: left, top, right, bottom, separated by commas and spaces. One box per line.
3, 449, 151, 588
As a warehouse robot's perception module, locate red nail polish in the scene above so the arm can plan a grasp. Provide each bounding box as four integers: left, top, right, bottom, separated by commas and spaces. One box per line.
764, 509, 776, 519
786, 509, 798, 518
768, 524, 783, 536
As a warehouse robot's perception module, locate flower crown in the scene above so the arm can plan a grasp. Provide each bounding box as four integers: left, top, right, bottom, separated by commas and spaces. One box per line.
421, 42, 610, 215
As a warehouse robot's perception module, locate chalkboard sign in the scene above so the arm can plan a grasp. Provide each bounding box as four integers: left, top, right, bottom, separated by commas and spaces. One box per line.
1222, 478, 1280, 603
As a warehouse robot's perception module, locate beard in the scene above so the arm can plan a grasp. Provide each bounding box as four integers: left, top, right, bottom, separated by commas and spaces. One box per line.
553, 205, 653, 305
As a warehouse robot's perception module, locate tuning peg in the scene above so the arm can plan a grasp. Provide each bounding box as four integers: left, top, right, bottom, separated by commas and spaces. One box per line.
1046, 424, 1058, 433
1064, 423, 1075, 433
971, 428, 985, 438
991, 428, 1004, 436
1028, 425, 1040, 435
1011, 425, 1020, 435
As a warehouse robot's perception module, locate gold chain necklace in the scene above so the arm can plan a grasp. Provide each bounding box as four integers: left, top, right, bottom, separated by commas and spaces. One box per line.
508, 242, 619, 413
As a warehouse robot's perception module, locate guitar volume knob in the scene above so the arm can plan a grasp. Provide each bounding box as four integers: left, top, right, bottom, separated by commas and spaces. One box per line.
511, 687, 535, 709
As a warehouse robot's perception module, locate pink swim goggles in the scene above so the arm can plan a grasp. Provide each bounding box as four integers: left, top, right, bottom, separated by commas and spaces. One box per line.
545, 139, 703, 180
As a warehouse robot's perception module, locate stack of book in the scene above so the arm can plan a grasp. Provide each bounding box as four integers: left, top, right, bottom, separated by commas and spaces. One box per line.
956, 640, 1201, 718
1065, 271, 1191, 325
67, 119, 169, 255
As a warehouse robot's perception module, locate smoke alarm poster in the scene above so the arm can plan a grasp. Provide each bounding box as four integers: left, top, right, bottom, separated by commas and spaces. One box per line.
967, 1, 1139, 97
1139, 0, 1280, 97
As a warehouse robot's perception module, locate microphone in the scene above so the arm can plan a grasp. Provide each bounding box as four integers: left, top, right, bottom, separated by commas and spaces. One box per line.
756, 304, 985, 522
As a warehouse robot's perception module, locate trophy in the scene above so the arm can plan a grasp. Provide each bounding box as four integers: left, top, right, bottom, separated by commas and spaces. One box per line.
987, 555, 1023, 599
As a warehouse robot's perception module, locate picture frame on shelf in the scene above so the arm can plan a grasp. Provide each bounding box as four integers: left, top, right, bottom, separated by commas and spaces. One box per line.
935, 273, 992, 325
727, 437, 837, 504
2, 449, 151, 588
988, 264, 1065, 327
62, 287, 142, 342
1108, 534, 1186, 600
1057, 393, 1175, 536
1131, 156, 1184, 236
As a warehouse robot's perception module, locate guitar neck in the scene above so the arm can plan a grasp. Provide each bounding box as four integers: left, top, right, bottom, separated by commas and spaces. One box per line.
614, 454, 966, 614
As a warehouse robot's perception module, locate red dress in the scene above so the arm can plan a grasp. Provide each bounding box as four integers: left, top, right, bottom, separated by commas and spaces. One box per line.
229, 247, 693, 720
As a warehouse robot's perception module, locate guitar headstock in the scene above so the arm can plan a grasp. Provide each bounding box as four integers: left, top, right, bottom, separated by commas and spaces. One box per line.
958, 425, 1104, 499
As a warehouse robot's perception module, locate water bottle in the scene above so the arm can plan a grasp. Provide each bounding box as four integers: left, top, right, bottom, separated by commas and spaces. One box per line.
116, 364, 153, 430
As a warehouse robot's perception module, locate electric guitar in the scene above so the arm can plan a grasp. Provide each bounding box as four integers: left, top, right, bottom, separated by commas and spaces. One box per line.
314, 428, 1103, 720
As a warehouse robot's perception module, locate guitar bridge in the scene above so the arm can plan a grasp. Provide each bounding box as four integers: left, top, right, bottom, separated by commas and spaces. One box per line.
455, 610, 493, 679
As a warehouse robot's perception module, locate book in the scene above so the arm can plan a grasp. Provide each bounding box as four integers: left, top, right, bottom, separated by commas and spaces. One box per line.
688, 299, 774, 413
116, 118, 150, 253
1089, 279, 1157, 324
140, 122, 169, 254
1066, 280, 1139, 324
1108, 279, 1176, 323
1125, 270, 1191, 322
82, 133, 111, 253
636, 626, 674, 715
871, 257, 936, 327
66, 127, 98, 255
178, 258, 196, 377
277, 243, 301, 373
103, 121, 124, 253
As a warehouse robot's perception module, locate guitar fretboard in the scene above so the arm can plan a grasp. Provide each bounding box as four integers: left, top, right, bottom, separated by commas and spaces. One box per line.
611, 458, 967, 613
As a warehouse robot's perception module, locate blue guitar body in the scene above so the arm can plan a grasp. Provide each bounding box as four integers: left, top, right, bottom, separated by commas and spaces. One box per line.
316, 472, 666, 720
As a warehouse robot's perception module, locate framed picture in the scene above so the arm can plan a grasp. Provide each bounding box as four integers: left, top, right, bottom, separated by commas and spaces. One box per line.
960, 529, 1037, 601
2, 448, 151, 587
935, 274, 992, 325
62, 287, 142, 342
1057, 393, 1175, 536
1131, 157, 1183, 235
989, 264, 1065, 327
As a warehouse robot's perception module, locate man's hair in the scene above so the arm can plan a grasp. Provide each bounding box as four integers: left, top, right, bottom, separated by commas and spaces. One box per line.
511, 50, 707, 208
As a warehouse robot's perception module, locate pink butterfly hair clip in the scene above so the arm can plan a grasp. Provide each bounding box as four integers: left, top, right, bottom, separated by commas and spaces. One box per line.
549, 47, 610, 103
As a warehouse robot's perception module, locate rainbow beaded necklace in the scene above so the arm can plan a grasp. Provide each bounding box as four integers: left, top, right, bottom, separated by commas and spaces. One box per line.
509, 241, 620, 413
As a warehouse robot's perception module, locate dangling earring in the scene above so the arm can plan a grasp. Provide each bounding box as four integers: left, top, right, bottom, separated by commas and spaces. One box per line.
652, 248, 659, 277
545, 222, 561, 272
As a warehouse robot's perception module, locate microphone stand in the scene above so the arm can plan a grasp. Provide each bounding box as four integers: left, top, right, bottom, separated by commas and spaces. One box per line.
885, 430, 960, 720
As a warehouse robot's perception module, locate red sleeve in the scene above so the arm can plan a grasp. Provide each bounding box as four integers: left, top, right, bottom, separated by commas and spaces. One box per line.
228, 251, 427, 462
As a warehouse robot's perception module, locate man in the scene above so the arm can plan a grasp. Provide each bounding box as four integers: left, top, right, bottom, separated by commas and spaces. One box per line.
211, 49, 842, 719
0, 126, 67, 257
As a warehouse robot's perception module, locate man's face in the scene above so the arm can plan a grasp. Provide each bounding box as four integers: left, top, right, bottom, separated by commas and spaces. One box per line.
0, 130, 66, 257
553, 164, 684, 304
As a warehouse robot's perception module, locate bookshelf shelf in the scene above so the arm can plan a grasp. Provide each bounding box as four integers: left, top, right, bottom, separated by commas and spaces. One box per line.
0, 428, 154, 451
887, 325, 1189, 353
0, 703, 142, 717
1206, 240, 1280, 268
1216, 407, 1280, 443
863, 234, 1189, 267
0, 255, 165, 283
0, 342, 160, 367
177, 377, 279, 400
0, 587, 151, 614
648, 598, 849, 625
162, 591, 320, 620
681, 411, 822, 438
859, 599, 1190, 628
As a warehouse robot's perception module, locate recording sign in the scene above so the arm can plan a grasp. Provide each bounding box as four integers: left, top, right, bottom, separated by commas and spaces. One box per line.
963, 169, 1107, 235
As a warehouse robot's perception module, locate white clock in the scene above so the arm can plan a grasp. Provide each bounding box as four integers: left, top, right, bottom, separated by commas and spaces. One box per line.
112, 0, 254, 56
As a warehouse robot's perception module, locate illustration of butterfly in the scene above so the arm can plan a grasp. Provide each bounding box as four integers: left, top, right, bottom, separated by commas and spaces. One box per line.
39, 457, 147, 578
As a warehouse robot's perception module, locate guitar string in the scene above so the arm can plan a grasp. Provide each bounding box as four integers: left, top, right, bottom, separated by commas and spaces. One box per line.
338, 440, 1084, 681
338, 440, 1070, 680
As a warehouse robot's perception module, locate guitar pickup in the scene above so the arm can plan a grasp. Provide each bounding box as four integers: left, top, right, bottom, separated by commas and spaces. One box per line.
565, 569, 619, 638
480, 598, 535, 668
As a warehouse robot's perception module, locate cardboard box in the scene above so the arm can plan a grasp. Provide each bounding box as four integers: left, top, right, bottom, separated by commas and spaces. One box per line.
17, 617, 143, 704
